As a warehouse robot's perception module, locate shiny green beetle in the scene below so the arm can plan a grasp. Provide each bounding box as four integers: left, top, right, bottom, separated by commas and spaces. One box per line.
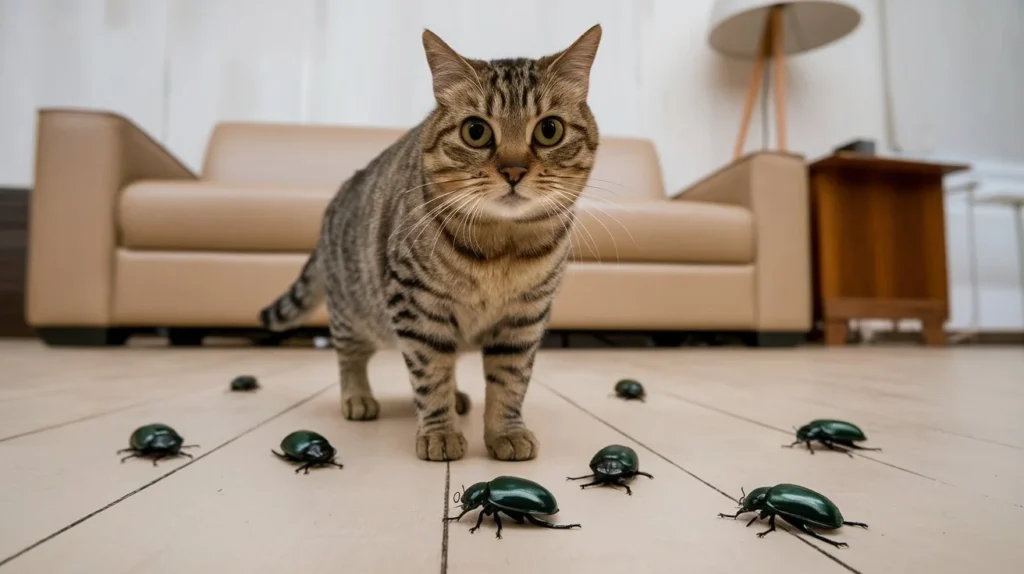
613, 379, 646, 401
117, 423, 199, 466
445, 476, 581, 538
229, 375, 260, 392
567, 444, 654, 495
272, 430, 344, 474
785, 419, 881, 456
718, 483, 868, 548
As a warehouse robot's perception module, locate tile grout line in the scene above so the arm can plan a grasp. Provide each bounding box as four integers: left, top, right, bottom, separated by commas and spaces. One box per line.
0, 361, 302, 444
659, 390, 944, 484
0, 384, 333, 569
539, 382, 864, 574
440, 461, 451, 574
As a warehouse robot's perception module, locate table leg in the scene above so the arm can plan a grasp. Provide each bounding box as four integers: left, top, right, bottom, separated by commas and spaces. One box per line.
922, 319, 947, 346
825, 320, 848, 346
1015, 204, 1024, 330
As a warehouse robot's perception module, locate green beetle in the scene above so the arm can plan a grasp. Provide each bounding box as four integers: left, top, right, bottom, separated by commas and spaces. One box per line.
613, 378, 646, 401
445, 476, 581, 539
567, 444, 653, 495
785, 419, 882, 457
117, 423, 199, 466
718, 483, 868, 548
272, 430, 344, 474
229, 375, 260, 392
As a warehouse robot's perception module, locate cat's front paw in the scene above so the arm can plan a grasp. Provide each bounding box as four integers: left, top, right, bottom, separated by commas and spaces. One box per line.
455, 391, 471, 415
342, 395, 380, 421
416, 429, 468, 461
485, 428, 539, 461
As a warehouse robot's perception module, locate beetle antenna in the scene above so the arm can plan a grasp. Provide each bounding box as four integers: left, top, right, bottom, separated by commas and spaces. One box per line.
738, 486, 746, 504
453, 491, 461, 504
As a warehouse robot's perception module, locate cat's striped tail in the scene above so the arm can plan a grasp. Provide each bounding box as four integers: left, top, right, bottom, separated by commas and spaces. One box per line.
259, 247, 325, 332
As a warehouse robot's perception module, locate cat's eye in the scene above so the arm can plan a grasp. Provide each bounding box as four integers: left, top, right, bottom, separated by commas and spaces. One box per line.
533, 117, 564, 146
460, 118, 493, 148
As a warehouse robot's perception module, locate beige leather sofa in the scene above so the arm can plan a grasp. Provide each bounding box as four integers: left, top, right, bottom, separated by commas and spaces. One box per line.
26, 108, 811, 347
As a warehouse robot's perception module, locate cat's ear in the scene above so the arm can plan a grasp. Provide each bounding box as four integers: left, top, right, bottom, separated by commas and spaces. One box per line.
422, 29, 482, 103
539, 24, 602, 97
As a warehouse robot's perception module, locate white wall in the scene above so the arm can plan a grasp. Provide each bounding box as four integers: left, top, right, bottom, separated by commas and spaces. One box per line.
881, 0, 1024, 330
1, 0, 887, 193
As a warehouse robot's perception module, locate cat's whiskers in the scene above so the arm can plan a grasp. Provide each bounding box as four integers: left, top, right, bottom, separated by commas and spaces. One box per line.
389, 181, 476, 241
543, 174, 630, 191
403, 185, 482, 246
548, 184, 638, 252
390, 184, 479, 246
535, 187, 602, 262
535, 194, 578, 263
518, 185, 588, 262
429, 192, 482, 260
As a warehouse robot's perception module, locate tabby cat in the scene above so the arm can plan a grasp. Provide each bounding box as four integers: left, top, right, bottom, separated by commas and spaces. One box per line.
260, 25, 602, 462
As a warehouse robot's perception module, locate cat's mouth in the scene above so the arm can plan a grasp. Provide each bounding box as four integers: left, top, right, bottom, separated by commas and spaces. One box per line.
498, 189, 528, 205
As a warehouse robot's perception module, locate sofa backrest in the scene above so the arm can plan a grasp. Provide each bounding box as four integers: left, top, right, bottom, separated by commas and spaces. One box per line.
202, 122, 665, 199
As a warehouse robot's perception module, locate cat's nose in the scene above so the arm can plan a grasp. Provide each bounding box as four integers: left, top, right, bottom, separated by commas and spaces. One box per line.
499, 166, 528, 184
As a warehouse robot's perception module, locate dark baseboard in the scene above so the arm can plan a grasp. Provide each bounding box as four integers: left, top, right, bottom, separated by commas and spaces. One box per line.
36, 327, 132, 347
0, 187, 30, 337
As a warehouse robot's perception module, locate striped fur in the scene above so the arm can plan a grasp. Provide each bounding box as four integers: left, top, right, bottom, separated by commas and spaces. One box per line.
259, 25, 602, 462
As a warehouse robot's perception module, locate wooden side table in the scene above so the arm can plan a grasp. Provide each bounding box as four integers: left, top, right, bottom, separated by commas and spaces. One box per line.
808, 153, 970, 346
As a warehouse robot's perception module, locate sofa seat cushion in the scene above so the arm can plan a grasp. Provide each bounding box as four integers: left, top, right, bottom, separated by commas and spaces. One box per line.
119, 182, 754, 264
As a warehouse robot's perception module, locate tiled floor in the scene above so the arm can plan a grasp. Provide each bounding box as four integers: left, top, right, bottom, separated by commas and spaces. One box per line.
1, 340, 1022, 573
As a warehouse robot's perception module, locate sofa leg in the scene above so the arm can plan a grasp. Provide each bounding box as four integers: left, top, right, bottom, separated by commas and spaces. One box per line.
167, 328, 205, 346
741, 331, 805, 348
36, 327, 131, 347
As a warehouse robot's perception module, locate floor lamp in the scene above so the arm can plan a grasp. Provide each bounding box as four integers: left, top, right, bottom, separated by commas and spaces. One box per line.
708, 0, 862, 159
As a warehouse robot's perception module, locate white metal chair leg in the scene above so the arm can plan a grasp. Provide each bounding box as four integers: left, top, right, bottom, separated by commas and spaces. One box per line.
948, 181, 981, 344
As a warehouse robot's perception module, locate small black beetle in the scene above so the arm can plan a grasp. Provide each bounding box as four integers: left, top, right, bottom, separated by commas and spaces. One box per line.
117, 423, 199, 466
718, 483, 868, 548
272, 430, 344, 474
229, 375, 260, 392
784, 419, 881, 457
612, 378, 646, 401
567, 444, 653, 495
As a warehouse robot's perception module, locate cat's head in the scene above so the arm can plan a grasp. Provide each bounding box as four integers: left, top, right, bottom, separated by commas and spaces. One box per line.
420, 25, 602, 222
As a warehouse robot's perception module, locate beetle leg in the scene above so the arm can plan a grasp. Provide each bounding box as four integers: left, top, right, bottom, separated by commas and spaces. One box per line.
717, 511, 744, 519
177, 452, 194, 461
847, 443, 882, 452
843, 521, 869, 528
328, 460, 345, 469
492, 512, 504, 539
781, 440, 800, 449
614, 480, 633, 496
119, 453, 139, 463
797, 523, 848, 548
746, 515, 759, 527
271, 450, 290, 461
116, 448, 134, 454
444, 507, 473, 523
635, 471, 654, 480
151, 454, 167, 467
577, 480, 603, 490
468, 510, 488, 534
180, 444, 200, 449
524, 515, 581, 531
565, 474, 594, 481
756, 515, 777, 538
822, 441, 854, 458
294, 463, 311, 474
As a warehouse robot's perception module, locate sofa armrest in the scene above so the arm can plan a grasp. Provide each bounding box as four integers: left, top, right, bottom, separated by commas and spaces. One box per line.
672, 152, 811, 332
26, 109, 196, 327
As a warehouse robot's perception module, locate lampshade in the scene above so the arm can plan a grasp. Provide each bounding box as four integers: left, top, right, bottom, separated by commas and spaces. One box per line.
708, 0, 862, 59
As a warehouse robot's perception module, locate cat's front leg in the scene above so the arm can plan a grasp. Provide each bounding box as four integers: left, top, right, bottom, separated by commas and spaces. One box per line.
398, 331, 467, 462
481, 319, 545, 461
